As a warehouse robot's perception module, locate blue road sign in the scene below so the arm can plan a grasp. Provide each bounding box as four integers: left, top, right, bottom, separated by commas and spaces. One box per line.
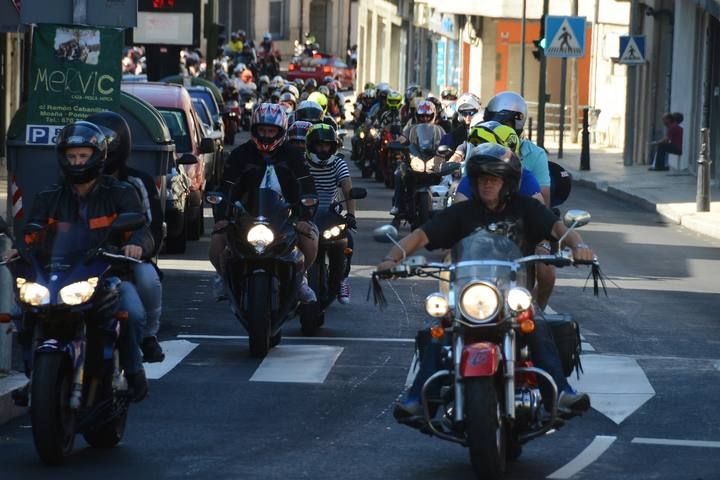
618, 35, 646, 64
545, 16, 586, 58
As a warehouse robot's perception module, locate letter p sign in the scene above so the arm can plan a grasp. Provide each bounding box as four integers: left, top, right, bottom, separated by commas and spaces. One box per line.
26, 125, 50, 145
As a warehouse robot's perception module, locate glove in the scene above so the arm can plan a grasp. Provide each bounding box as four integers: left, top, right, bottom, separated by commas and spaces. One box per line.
345, 213, 357, 231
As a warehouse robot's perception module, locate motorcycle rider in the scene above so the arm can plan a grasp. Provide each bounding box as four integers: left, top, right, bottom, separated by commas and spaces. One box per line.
326, 81, 344, 118
304, 78, 318, 96
378, 90, 403, 129
377, 143, 593, 419
484, 91, 556, 309
258, 32, 281, 74
286, 120, 313, 151
442, 92, 482, 151
209, 104, 319, 303
88, 111, 166, 363
8, 121, 154, 402
279, 92, 297, 113
305, 124, 358, 304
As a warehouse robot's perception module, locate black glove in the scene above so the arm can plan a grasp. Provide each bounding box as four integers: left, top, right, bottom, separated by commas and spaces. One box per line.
345, 213, 357, 230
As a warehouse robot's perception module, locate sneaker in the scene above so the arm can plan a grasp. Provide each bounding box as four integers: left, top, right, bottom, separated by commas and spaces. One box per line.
141, 336, 166, 363
393, 396, 422, 421
126, 369, 149, 403
299, 276, 317, 304
558, 388, 591, 415
389, 206, 400, 216
337, 278, 351, 304
213, 274, 227, 302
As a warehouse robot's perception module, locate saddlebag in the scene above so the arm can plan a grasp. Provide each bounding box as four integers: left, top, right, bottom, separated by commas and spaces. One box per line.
545, 313, 583, 378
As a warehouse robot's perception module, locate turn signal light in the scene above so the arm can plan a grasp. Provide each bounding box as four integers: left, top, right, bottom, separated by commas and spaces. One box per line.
115, 311, 129, 321
430, 325, 445, 339
344, 247, 353, 255
517, 309, 534, 323
0, 313, 12, 323
289, 63, 295, 71
519, 319, 535, 334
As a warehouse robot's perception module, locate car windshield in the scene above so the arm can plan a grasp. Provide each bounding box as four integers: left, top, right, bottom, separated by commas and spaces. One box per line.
192, 100, 211, 126
159, 108, 192, 153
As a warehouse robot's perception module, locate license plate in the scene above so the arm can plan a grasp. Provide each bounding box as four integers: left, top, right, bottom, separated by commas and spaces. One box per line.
301, 67, 316, 72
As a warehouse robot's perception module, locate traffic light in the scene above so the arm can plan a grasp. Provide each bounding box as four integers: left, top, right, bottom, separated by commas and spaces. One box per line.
532, 38, 546, 61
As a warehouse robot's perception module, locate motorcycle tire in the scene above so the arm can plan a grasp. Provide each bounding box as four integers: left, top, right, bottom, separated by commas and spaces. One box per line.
247, 273, 272, 358
374, 165, 384, 183
31, 353, 76, 465
224, 125, 237, 145
361, 165, 373, 179
83, 378, 128, 449
465, 377, 507, 480
164, 219, 187, 254
412, 193, 432, 231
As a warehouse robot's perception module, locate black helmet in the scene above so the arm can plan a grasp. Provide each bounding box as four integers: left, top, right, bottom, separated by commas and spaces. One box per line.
295, 100, 324, 124
465, 143, 522, 203
321, 75, 334, 86
86, 111, 131, 176
305, 123, 338, 166
304, 78, 318, 92
56, 121, 108, 184
318, 85, 330, 97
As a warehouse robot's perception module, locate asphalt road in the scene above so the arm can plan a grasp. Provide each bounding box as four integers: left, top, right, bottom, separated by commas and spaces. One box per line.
1, 133, 719, 479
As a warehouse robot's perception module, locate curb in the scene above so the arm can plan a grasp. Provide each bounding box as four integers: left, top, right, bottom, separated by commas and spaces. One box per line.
0, 371, 27, 425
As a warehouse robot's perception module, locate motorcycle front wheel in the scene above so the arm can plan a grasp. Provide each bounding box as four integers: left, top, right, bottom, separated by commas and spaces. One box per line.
465, 377, 507, 480
247, 273, 272, 358
31, 353, 76, 465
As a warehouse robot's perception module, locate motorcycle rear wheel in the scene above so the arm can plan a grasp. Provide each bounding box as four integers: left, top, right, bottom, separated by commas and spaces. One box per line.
247, 274, 272, 358
465, 377, 507, 480
31, 353, 76, 465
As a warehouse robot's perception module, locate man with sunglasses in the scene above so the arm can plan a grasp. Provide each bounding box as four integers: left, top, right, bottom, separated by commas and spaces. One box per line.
441, 92, 482, 151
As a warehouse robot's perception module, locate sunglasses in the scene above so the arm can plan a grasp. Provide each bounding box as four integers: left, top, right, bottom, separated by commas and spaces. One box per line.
460, 110, 478, 117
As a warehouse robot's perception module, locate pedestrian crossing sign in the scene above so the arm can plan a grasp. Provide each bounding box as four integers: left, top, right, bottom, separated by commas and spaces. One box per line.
545, 16, 586, 58
618, 35, 646, 64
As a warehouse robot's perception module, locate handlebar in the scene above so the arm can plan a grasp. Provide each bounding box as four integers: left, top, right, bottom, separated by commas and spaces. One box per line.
98, 250, 142, 264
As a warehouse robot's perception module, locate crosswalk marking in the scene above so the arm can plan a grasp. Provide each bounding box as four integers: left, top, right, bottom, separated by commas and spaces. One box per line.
146, 340, 199, 380
547, 435, 617, 479
250, 345, 344, 384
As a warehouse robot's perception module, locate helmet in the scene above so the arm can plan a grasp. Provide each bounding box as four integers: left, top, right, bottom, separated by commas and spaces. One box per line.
272, 75, 283, 83
483, 91, 527, 133
376, 83, 390, 103
295, 100, 324, 123
426, 96, 443, 116
268, 78, 283, 91
86, 111, 131, 175
230, 32, 239, 42
386, 90, 403, 110
318, 85, 330, 97
304, 78, 318, 92
270, 90, 281, 103
305, 123, 338, 166
258, 75, 270, 86
441, 87, 458, 101
56, 121, 108, 185
287, 120, 313, 142
468, 121, 521, 154
282, 84, 300, 98
263, 32, 272, 42
294, 78, 305, 89
415, 100, 436, 123
321, 75, 334, 86
307, 92, 328, 114
237, 30, 246, 39
279, 92, 297, 111
465, 143, 522, 202
250, 103, 288, 154
457, 92, 482, 115
327, 81, 338, 97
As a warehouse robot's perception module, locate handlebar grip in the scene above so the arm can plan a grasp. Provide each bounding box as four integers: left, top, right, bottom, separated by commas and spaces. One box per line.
573, 257, 599, 266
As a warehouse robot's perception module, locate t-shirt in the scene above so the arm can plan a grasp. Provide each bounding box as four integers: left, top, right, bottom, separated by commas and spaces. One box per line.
455, 168, 541, 199
308, 155, 351, 212
421, 195, 558, 255
668, 124, 683, 152
520, 139, 551, 187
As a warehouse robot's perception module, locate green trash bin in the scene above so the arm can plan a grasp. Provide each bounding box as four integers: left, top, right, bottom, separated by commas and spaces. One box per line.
5, 91, 175, 238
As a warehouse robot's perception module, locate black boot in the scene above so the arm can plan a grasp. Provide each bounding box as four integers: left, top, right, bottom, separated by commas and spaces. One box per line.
142, 336, 166, 363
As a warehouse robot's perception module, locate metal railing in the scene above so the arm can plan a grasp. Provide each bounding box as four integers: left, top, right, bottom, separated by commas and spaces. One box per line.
525, 101, 600, 143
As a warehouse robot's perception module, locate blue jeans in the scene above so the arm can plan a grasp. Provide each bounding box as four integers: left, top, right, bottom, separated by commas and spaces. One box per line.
118, 281, 146, 374
133, 262, 162, 338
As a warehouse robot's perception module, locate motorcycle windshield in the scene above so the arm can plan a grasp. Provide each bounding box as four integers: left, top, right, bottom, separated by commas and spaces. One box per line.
413, 124, 438, 153
33, 222, 94, 272
442, 229, 527, 293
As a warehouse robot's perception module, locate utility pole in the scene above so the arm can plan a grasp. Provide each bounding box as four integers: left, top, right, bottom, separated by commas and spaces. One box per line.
623, 0, 640, 166
537, 0, 549, 149
520, 0, 527, 96
570, 0, 579, 143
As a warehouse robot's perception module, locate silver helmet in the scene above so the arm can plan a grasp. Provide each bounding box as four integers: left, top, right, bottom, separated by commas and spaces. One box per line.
483, 91, 528, 133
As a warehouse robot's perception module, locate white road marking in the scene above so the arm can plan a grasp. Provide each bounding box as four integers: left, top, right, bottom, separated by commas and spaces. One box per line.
631, 437, 720, 449
177, 334, 415, 343
544, 305, 557, 315
569, 354, 655, 424
582, 342, 596, 352
547, 435, 617, 479
145, 340, 199, 380
250, 345, 344, 384
158, 259, 215, 272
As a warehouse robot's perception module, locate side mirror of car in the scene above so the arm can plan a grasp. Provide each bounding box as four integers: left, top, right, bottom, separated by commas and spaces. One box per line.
111, 212, 146, 233
178, 153, 199, 165
200, 137, 216, 154
214, 120, 224, 130
349, 187, 367, 200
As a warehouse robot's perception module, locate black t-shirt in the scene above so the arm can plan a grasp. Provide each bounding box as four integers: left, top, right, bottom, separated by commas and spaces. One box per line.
421, 196, 558, 255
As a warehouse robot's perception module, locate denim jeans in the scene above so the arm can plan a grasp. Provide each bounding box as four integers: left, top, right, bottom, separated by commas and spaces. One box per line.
118, 281, 146, 374
133, 262, 162, 338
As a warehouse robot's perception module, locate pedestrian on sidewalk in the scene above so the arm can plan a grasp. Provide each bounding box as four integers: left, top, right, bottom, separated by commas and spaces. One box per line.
649, 112, 683, 171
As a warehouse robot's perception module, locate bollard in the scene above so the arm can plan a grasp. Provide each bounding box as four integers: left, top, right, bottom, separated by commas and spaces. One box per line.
528, 117, 533, 142
580, 107, 591, 171
697, 128, 712, 212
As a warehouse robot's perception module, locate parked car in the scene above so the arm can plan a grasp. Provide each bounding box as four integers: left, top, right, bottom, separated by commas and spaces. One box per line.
187, 85, 224, 134
287, 53, 354, 90
191, 96, 225, 189
121, 82, 216, 251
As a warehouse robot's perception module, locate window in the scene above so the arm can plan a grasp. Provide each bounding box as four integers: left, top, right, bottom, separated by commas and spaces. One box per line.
269, 1, 288, 40
159, 109, 192, 153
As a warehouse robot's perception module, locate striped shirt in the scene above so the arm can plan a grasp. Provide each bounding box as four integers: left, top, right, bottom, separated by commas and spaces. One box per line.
307, 155, 351, 212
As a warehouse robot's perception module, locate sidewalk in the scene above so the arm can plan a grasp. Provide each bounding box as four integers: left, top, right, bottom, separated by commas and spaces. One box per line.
546, 140, 720, 241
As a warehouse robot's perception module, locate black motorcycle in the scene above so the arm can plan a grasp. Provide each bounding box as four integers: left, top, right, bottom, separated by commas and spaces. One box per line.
299, 187, 367, 335
2, 213, 145, 465
239, 88, 257, 131
208, 183, 317, 358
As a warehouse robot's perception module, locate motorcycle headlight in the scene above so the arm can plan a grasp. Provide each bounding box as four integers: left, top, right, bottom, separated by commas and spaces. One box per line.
245, 102, 253, 110
507, 287, 532, 312
410, 156, 426, 172
247, 223, 275, 253
19, 282, 50, 306
359, 131, 365, 139
370, 128, 378, 137
59, 277, 99, 306
322, 225, 344, 240
425, 293, 449, 318
459, 282, 500, 323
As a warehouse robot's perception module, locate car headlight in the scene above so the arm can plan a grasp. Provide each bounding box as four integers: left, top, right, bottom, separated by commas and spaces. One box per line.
459, 282, 500, 323
59, 278, 99, 306
425, 293, 449, 318
247, 224, 275, 253
410, 156, 426, 172
507, 287, 532, 312
18, 282, 50, 306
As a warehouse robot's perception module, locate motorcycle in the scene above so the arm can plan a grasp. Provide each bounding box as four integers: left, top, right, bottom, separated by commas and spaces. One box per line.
1, 213, 146, 465
299, 186, 367, 335
378, 124, 404, 189
207, 183, 318, 358
239, 88, 257, 131
372, 210, 595, 479
358, 124, 382, 181
222, 100, 241, 145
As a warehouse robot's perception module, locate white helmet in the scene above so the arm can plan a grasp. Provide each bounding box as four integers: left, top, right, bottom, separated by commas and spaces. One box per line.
263, 32, 272, 42
456, 92, 482, 114
483, 91, 528, 132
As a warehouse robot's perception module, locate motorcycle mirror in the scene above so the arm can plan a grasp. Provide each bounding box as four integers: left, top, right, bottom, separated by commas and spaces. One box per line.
110, 212, 146, 233
373, 225, 399, 243
349, 187, 367, 200
206, 192, 223, 205
563, 210, 591, 229
177, 153, 199, 165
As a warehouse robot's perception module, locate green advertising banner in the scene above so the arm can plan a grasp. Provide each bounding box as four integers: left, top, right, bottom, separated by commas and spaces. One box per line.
26, 24, 122, 144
